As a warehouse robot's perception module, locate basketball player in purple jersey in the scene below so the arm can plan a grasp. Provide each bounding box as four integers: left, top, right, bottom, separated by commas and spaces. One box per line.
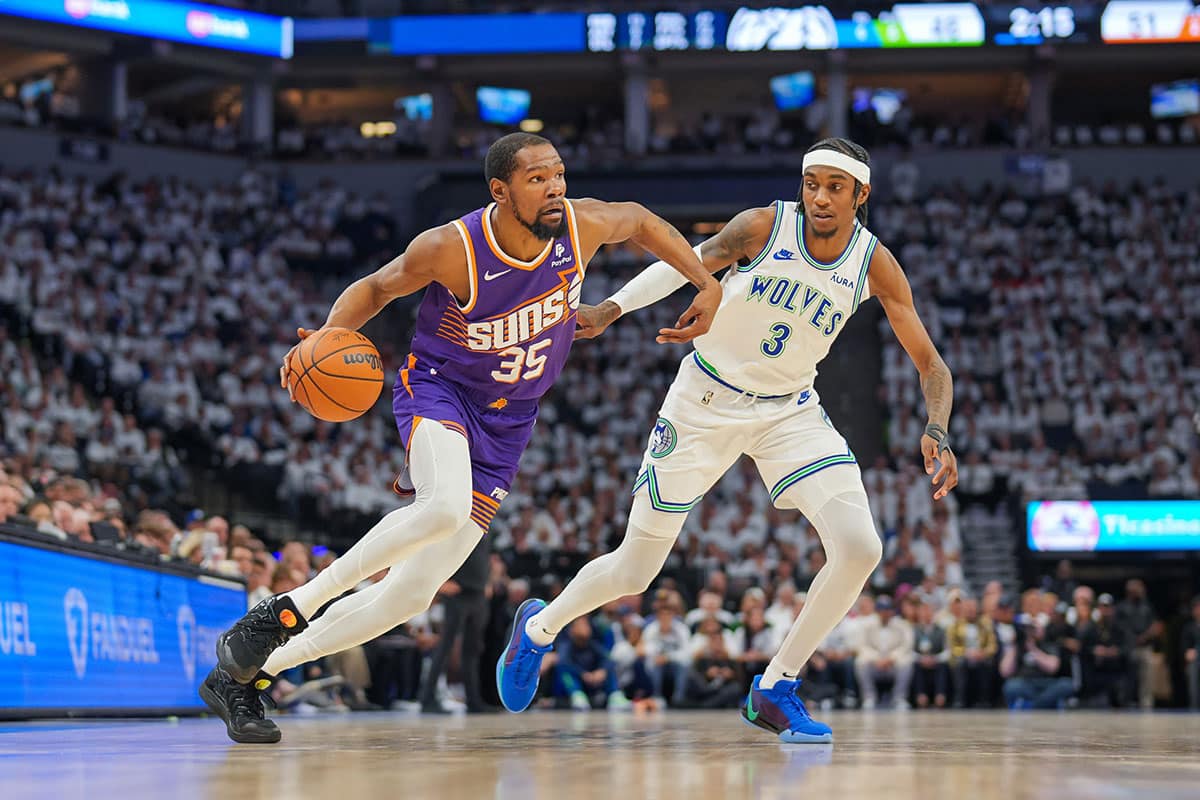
198, 133, 721, 743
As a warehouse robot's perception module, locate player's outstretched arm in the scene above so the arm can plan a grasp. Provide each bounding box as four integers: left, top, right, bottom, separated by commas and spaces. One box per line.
323, 226, 452, 331
278, 225, 454, 394
868, 243, 958, 500
575, 205, 775, 341
572, 198, 721, 343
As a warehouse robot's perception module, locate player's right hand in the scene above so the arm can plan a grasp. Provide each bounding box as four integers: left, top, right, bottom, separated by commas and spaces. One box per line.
574, 301, 622, 340
280, 327, 317, 400
658, 280, 721, 344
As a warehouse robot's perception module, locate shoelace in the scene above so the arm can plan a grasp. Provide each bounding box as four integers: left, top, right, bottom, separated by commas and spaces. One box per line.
239, 608, 290, 651
230, 683, 268, 719
512, 643, 549, 688
773, 688, 813, 723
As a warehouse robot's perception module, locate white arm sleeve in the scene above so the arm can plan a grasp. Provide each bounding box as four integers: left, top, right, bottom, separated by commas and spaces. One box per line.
607, 244, 703, 316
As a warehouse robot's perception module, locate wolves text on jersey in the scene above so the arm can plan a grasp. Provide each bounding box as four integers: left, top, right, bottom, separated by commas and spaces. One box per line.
745, 274, 845, 337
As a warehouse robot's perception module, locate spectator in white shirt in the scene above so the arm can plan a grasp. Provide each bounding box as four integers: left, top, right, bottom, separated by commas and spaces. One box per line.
854, 595, 916, 709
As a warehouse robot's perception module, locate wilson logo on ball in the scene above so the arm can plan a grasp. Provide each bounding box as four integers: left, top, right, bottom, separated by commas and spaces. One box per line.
343, 352, 381, 370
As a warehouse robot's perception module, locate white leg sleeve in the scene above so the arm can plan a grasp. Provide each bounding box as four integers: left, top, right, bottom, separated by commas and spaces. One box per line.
265, 520, 483, 674
762, 486, 882, 686
284, 421, 473, 620
530, 495, 684, 640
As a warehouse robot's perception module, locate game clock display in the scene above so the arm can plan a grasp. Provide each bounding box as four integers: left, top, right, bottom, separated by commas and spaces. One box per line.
987, 4, 1104, 44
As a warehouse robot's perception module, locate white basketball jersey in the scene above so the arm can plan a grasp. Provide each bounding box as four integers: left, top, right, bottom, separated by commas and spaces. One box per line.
693, 200, 878, 395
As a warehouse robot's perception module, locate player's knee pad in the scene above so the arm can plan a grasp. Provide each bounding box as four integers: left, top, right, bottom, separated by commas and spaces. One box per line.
810, 491, 882, 575
408, 421, 473, 532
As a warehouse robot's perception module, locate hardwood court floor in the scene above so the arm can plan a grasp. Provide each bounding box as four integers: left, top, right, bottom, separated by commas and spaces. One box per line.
2, 710, 1199, 800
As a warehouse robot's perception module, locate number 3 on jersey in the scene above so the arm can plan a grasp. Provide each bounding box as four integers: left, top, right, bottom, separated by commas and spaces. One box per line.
492, 339, 553, 383
760, 323, 792, 358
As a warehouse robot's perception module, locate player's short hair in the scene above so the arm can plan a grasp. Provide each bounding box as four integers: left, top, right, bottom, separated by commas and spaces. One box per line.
484, 132, 553, 184
799, 137, 871, 226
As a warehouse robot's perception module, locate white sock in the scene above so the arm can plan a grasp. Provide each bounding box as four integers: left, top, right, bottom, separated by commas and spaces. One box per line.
760, 662, 801, 690
524, 614, 556, 648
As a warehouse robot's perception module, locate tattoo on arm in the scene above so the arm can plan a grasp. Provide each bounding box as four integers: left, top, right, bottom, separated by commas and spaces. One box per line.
702, 212, 755, 266
920, 356, 953, 429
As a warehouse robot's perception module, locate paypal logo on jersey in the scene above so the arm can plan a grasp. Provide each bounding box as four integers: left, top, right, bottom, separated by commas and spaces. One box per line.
745, 275, 845, 337
551, 241, 574, 268
773, 249, 797, 261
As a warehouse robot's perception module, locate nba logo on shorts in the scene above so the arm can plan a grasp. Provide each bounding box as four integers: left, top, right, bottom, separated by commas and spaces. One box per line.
649, 417, 677, 458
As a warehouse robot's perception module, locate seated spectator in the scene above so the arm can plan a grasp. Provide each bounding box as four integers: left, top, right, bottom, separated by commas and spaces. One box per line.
1078, 593, 1132, 708
610, 616, 653, 700
686, 616, 745, 709
948, 597, 997, 708
684, 589, 736, 631
736, 606, 779, 686
807, 614, 860, 708
854, 595, 915, 709
642, 591, 692, 707
554, 617, 629, 711
1001, 611, 1075, 711
0, 484, 23, 525
912, 599, 950, 708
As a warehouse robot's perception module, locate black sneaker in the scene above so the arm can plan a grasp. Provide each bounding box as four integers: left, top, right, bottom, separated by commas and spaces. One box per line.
199, 668, 281, 744
216, 595, 308, 684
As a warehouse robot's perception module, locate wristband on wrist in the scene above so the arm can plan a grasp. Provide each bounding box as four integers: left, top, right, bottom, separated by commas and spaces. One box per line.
924, 423, 953, 455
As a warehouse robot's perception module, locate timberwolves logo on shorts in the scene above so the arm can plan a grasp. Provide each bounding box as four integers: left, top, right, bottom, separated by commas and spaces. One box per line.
649, 417, 677, 458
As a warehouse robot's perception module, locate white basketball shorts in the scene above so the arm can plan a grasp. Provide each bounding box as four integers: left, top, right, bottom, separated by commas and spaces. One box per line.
632, 354, 866, 518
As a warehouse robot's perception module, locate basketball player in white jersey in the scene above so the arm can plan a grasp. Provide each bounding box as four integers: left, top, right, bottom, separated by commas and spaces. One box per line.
496, 138, 957, 743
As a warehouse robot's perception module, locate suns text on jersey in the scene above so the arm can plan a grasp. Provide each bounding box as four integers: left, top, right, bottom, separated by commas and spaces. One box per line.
466, 276, 583, 351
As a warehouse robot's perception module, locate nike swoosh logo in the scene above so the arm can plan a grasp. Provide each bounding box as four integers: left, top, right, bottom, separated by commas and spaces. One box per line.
483, 270, 512, 281
745, 693, 759, 721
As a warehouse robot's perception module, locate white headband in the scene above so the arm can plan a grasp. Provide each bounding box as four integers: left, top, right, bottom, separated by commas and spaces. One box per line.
802, 150, 870, 185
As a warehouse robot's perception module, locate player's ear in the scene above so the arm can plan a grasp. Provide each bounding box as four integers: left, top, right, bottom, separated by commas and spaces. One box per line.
858, 183, 871, 207
489, 178, 508, 205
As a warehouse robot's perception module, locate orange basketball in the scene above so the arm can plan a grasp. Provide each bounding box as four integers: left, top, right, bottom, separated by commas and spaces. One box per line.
287, 328, 384, 422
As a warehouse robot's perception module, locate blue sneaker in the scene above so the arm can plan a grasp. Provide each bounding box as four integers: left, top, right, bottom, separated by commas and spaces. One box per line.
496, 598, 553, 713
741, 675, 833, 744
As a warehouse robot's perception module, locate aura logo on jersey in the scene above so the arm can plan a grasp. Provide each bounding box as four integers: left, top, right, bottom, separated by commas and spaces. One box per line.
649, 417, 678, 458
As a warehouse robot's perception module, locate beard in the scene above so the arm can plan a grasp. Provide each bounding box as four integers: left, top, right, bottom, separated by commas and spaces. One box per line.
808, 221, 839, 239
518, 206, 568, 241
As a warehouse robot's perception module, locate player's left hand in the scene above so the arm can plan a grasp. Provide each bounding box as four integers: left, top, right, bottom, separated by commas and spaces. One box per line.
921, 432, 958, 501
280, 327, 317, 400
658, 279, 722, 344
575, 301, 622, 340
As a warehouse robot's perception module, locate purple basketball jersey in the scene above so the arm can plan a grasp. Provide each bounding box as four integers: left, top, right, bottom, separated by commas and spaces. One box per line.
409, 201, 584, 403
